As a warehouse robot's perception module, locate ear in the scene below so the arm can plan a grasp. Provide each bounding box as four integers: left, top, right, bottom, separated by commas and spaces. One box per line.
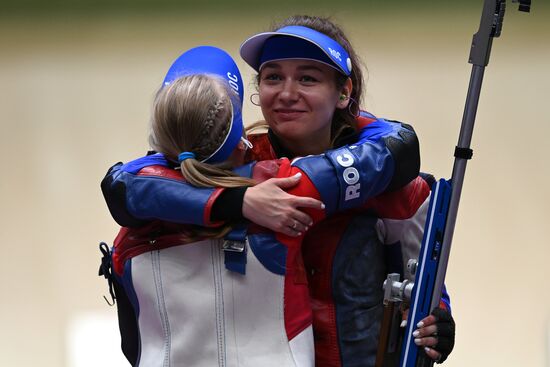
229, 139, 248, 167
336, 78, 353, 109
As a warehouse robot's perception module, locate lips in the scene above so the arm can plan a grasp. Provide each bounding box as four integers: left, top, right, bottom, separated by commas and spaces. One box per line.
273, 108, 307, 122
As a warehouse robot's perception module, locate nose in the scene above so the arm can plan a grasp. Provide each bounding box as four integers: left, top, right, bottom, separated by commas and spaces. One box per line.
278, 79, 299, 104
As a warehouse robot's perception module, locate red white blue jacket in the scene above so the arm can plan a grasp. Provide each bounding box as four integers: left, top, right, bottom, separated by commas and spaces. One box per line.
110, 159, 319, 367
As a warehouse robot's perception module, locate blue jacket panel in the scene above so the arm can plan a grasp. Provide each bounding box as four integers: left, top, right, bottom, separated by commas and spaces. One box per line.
294, 119, 412, 215
102, 155, 216, 227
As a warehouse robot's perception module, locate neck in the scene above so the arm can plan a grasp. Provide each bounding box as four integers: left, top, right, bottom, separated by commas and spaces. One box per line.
269, 130, 331, 158
287, 139, 330, 157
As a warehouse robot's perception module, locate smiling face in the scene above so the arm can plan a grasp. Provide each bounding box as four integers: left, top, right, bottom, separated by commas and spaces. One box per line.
258, 59, 350, 156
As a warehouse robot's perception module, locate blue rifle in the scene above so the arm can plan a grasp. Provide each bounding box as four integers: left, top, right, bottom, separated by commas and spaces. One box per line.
377, 1, 531, 366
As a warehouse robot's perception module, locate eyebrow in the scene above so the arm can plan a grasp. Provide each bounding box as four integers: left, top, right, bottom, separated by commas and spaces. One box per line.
296, 64, 324, 73
261, 62, 281, 70
261, 62, 325, 73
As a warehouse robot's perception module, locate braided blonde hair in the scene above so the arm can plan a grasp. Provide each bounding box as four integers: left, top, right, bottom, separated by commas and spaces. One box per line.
149, 74, 255, 189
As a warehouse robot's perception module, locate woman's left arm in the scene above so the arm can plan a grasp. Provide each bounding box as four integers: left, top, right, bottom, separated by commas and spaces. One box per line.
289, 119, 419, 216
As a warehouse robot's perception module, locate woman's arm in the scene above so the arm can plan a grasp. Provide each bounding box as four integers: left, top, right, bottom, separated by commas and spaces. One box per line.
285, 119, 419, 216
102, 157, 321, 229
101, 154, 225, 228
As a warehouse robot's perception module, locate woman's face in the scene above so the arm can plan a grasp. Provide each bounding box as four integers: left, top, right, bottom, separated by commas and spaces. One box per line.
258, 59, 345, 154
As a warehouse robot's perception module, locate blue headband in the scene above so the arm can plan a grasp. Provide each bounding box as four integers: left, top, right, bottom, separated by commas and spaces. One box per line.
163, 46, 245, 164
240, 25, 352, 76
178, 152, 195, 163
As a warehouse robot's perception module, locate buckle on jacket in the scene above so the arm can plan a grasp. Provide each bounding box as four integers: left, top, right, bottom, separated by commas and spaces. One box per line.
222, 239, 246, 253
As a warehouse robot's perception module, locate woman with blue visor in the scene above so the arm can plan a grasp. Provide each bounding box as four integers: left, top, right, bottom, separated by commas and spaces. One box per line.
102, 15, 455, 367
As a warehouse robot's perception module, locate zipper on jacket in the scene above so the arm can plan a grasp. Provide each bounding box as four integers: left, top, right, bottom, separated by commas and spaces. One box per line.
211, 241, 226, 367
152, 250, 171, 367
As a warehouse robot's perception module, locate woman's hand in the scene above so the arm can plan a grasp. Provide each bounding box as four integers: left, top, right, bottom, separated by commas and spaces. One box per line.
242, 173, 325, 236
412, 307, 456, 363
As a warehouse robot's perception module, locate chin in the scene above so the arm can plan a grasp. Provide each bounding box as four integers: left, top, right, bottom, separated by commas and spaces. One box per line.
273, 124, 307, 141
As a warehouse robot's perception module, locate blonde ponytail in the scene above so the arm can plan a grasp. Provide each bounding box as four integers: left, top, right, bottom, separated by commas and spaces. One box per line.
149, 74, 255, 189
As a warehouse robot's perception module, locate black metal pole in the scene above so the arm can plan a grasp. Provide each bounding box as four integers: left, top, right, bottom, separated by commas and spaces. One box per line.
430, 64, 485, 310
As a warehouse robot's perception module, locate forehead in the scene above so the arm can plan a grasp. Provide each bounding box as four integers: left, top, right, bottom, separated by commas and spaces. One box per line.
260, 59, 337, 75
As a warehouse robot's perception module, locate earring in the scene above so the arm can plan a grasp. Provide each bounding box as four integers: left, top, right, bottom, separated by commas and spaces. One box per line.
347, 97, 360, 117
339, 94, 347, 101
250, 93, 260, 106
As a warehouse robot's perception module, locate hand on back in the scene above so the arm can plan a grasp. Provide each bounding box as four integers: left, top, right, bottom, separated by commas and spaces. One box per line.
242, 173, 324, 236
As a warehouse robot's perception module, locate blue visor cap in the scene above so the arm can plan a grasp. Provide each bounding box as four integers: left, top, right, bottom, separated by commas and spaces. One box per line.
240, 25, 351, 76
163, 46, 244, 164
163, 46, 244, 106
